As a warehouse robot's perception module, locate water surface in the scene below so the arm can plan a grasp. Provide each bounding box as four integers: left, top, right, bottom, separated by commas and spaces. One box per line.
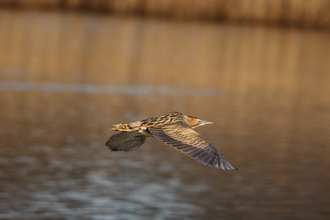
0, 9, 330, 220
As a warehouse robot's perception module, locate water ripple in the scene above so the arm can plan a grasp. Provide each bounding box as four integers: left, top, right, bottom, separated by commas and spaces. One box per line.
0, 82, 224, 97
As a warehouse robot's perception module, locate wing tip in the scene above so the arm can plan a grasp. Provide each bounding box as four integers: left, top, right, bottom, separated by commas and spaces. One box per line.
213, 159, 237, 171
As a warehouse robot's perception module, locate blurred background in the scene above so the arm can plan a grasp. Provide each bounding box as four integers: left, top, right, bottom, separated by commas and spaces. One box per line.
0, 0, 330, 219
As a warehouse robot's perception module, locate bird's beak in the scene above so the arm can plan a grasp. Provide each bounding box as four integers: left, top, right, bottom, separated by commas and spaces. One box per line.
200, 120, 213, 125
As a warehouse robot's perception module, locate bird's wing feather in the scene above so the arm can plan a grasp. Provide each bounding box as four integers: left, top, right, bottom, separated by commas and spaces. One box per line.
105, 131, 146, 152
148, 122, 236, 170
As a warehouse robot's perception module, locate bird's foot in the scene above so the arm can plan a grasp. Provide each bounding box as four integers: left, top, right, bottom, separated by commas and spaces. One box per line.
112, 123, 132, 131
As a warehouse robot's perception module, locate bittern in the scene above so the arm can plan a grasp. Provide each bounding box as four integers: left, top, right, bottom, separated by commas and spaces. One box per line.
105, 111, 237, 170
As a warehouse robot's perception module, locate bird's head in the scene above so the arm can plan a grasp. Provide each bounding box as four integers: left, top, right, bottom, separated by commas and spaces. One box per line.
184, 115, 213, 128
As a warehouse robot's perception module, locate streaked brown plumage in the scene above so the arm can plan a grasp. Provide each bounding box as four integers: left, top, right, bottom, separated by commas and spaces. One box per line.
105, 111, 237, 170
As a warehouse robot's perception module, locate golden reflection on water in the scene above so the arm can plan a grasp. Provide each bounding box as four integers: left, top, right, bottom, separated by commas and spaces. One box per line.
0, 9, 330, 219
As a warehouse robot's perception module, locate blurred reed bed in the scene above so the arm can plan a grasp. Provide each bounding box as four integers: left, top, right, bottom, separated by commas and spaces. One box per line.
0, 0, 329, 28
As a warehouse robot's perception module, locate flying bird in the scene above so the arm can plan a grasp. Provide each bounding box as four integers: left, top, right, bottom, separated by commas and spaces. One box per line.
105, 111, 237, 170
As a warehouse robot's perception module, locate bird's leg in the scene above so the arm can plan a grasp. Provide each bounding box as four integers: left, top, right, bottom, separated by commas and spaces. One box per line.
112, 121, 142, 132
112, 123, 132, 131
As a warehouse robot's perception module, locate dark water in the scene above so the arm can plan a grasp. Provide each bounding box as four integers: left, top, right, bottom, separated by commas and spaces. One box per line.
0, 9, 330, 220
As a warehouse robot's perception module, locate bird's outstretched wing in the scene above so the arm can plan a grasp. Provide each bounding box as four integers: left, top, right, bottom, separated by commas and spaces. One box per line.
105, 131, 146, 152
148, 122, 236, 170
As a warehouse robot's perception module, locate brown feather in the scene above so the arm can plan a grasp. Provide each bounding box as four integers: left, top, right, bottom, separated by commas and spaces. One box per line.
148, 122, 236, 170
105, 131, 146, 152
107, 111, 237, 170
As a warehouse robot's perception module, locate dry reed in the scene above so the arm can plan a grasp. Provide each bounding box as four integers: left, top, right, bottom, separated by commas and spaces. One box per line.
0, 0, 329, 28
